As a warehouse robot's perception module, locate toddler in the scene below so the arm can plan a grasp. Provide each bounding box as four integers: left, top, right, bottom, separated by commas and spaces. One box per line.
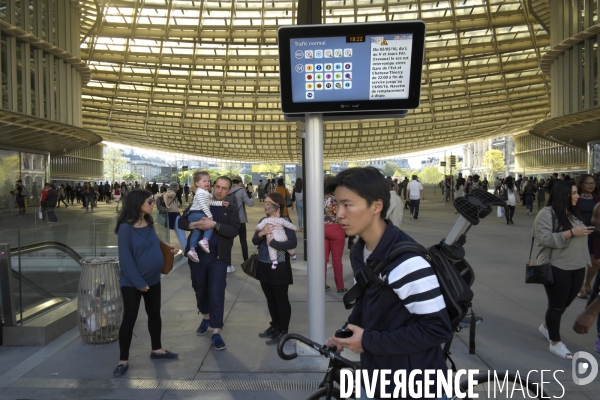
186, 171, 228, 262
255, 202, 298, 269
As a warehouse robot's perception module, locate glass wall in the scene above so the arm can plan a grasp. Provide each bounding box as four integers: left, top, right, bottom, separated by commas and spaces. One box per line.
0, 149, 48, 210
1, 34, 7, 109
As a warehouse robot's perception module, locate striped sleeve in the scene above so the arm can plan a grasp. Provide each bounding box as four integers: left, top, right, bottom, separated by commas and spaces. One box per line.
387, 255, 446, 315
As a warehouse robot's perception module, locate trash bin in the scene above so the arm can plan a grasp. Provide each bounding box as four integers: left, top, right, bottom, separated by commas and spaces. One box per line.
77, 257, 123, 344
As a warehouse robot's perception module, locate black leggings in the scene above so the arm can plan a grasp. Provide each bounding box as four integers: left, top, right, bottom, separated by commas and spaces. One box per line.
543, 267, 585, 342
119, 282, 162, 360
504, 205, 515, 222
260, 282, 291, 331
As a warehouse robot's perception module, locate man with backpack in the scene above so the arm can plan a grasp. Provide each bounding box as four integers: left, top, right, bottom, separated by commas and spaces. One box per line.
226, 177, 254, 273
325, 167, 453, 399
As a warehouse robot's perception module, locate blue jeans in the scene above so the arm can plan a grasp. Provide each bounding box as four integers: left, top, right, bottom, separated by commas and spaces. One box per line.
188, 252, 227, 328
188, 211, 213, 246
173, 215, 188, 250
295, 200, 303, 229
525, 195, 534, 213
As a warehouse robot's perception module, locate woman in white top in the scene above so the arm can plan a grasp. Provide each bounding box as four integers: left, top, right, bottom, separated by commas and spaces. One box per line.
502, 176, 520, 225
454, 177, 466, 214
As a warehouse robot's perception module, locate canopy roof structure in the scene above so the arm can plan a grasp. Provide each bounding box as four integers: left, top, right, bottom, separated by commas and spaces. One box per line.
79, 0, 551, 163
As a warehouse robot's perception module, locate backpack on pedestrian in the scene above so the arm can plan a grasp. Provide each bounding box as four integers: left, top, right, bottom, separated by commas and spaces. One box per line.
155, 196, 169, 214
343, 241, 476, 368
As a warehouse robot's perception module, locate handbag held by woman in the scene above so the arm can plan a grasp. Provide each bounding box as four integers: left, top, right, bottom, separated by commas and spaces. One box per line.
526, 236, 554, 285
241, 252, 258, 278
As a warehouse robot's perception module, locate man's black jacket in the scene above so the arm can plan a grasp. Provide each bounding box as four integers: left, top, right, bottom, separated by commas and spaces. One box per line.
178, 203, 240, 265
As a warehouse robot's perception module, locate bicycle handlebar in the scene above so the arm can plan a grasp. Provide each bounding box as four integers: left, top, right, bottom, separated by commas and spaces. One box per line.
277, 333, 358, 369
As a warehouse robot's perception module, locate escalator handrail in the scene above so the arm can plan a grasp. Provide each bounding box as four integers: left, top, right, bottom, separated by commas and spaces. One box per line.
10, 241, 83, 263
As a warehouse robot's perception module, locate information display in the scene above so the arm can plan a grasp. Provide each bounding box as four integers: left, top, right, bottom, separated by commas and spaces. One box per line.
278, 22, 426, 115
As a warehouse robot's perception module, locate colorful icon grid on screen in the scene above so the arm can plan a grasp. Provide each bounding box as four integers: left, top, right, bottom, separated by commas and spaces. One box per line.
297, 49, 353, 98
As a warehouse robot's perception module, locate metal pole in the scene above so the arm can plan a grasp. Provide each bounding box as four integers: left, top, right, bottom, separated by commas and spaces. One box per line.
305, 113, 325, 344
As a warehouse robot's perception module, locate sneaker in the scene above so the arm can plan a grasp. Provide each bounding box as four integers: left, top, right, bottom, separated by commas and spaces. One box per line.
199, 239, 210, 253
212, 333, 226, 350
266, 330, 287, 345
150, 350, 178, 359
549, 341, 573, 359
271, 261, 278, 270
413, 217, 419, 220
113, 363, 128, 377
337, 288, 348, 294
226, 265, 235, 273
539, 323, 550, 342
187, 249, 199, 263
291, 254, 297, 260
595, 337, 600, 353
196, 319, 211, 335
258, 326, 278, 338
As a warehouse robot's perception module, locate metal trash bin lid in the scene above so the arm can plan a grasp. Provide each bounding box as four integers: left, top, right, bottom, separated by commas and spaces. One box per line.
79, 257, 119, 265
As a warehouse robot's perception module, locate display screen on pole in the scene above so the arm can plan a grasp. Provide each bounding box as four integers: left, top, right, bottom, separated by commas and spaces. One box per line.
278, 21, 426, 114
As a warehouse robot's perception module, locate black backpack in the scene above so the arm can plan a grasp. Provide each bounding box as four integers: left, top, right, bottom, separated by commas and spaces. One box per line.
155, 196, 169, 214
343, 241, 476, 365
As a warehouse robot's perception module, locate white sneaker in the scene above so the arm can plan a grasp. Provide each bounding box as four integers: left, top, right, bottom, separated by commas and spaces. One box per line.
538, 323, 550, 342
186, 249, 199, 263
227, 265, 235, 273
198, 239, 210, 253
549, 341, 573, 359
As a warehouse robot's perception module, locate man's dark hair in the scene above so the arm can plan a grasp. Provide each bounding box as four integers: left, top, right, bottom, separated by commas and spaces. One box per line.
411, 175, 418, 180
325, 167, 390, 219
216, 176, 232, 189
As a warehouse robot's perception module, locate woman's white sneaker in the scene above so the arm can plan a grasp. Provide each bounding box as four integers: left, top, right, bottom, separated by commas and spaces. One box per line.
539, 323, 550, 342
549, 341, 573, 359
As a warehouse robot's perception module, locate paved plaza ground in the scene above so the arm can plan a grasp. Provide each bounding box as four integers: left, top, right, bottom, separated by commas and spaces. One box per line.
0, 186, 598, 399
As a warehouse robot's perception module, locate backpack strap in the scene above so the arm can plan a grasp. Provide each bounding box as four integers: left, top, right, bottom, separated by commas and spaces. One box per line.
342, 241, 429, 309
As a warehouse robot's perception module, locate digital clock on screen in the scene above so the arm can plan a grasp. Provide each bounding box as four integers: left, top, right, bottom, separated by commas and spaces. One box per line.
346, 35, 365, 43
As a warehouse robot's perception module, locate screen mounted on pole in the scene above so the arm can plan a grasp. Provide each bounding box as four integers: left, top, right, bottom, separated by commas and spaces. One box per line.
277, 21, 426, 114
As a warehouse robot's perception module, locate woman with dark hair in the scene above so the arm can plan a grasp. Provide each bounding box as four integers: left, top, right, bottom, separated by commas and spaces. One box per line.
252, 191, 297, 345
523, 179, 537, 216
454, 177, 466, 214
501, 176, 520, 225
534, 180, 593, 359
291, 178, 304, 232
274, 178, 292, 220
575, 174, 600, 299
113, 189, 179, 377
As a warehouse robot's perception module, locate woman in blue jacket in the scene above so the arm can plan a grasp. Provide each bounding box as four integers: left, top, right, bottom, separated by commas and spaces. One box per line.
113, 189, 179, 377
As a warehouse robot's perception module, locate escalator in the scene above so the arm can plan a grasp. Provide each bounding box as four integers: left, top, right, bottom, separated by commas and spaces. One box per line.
2, 241, 83, 327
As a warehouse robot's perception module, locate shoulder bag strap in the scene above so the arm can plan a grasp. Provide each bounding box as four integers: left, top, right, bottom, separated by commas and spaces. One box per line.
342, 241, 429, 309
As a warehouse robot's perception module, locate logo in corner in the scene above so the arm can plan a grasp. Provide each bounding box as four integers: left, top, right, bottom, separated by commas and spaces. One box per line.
572, 351, 599, 385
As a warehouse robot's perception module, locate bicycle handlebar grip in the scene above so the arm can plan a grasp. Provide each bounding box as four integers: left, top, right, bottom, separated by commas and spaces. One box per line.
277, 333, 301, 360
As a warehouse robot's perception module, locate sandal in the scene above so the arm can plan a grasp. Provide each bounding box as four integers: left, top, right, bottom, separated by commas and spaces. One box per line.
577, 290, 590, 299
538, 324, 550, 342
549, 342, 573, 359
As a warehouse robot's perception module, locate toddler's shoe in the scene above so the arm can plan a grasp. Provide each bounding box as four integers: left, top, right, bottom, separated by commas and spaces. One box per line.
199, 239, 210, 253
186, 249, 199, 263
290, 253, 297, 260
271, 261, 278, 270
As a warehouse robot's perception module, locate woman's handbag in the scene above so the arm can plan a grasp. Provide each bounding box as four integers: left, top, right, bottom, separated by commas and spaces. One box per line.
37, 206, 43, 220
526, 237, 554, 285
497, 206, 505, 218
159, 241, 174, 275
285, 190, 293, 208
241, 252, 258, 278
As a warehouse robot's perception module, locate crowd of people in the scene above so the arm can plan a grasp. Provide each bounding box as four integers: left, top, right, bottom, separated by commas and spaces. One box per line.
11, 167, 600, 391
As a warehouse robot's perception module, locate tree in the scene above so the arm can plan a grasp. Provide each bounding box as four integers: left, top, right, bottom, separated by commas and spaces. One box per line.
256, 164, 283, 180
122, 172, 139, 182
382, 162, 402, 177
419, 166, 444, 184
219, 163, 244, 178
104, 148, 127, 182
482, 149, 506, 179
